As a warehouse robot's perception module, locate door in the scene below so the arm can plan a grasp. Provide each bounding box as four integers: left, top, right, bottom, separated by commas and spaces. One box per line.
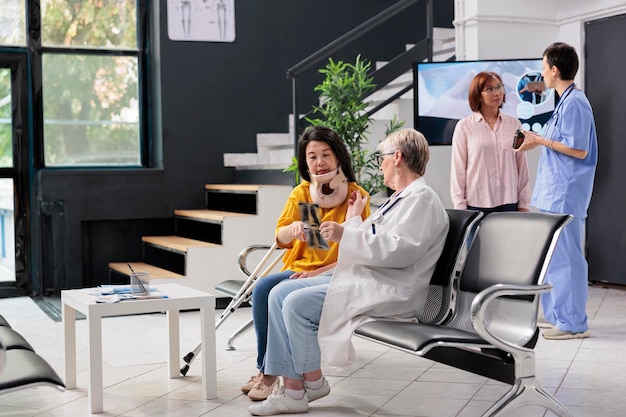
585, 14, 626, 285
0, 52, 31, 295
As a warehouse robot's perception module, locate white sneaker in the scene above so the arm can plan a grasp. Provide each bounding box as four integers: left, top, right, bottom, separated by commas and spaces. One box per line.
537, 315, 554, 329
248, 384, 308, 416
542, 328, 591, 340
305, 377, 330, 402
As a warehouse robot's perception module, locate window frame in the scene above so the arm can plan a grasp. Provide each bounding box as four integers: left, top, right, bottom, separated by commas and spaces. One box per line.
27, 0, 152, 170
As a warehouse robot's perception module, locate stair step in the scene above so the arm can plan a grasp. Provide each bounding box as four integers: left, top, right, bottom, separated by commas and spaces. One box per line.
174, 209, 253, 224
257, 133, 292, 147
205, 183, 268, 214
142, 235, 219, 253
108, 262, 185, 279
205, 184, 262, 193
105, 183, 292, 293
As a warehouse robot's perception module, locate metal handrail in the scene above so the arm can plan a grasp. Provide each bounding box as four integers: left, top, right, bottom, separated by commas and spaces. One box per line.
286, 0, 423, 79
292, 35, 431, 133
300, 38, 425, 124
287, 0, 433, 146
369, 39, 428, 99
366, 52, 456, 119
365, 84, 413, 120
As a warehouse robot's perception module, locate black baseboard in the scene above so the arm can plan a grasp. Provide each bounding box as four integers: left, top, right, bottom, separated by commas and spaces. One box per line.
31, 296, 66, 322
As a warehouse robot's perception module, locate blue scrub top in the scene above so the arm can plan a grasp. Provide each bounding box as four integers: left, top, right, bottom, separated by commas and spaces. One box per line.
531, 88, 598, 219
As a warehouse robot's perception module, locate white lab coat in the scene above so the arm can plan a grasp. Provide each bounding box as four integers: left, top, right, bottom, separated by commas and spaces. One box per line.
318, 177, 449, 372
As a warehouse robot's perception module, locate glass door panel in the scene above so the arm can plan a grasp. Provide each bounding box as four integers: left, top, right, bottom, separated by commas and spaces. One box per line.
0, 66, 17, 282
0, 178, 14, 282
0, 67, 13, 167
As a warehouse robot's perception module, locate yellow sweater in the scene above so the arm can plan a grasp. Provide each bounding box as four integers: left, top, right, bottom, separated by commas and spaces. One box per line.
276, 182, 370, 272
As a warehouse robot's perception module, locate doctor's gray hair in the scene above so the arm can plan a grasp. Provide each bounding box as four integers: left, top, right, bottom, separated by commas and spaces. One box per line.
379, 128, 430, 176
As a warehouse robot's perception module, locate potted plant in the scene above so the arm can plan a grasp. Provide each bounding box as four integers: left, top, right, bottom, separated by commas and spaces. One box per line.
286, 55, 403, 196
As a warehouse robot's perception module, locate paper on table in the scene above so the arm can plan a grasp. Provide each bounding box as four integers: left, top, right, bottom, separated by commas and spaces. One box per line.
95, 294, 122, 303
95, 293, 168, 303
99, 285, 133, 295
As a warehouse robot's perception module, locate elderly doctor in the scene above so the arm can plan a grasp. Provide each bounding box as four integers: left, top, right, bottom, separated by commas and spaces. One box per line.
249, 128, 449, 416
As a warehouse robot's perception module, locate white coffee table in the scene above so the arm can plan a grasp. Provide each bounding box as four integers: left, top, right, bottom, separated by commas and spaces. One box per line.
62, 283, 216, 414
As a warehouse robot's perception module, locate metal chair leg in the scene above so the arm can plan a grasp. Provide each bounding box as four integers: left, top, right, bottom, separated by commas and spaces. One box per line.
226, 318, 254, 351
484, 376, 573, 417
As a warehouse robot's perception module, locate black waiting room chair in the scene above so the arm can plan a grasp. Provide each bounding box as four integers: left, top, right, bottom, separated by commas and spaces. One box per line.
417, 209, 483, 325
355, 212, 574, 417
0, 315, 65, 395
216, 208, 483, 349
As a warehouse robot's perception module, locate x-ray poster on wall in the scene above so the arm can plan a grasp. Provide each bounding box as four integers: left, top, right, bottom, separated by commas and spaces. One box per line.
167, 0, 235, 42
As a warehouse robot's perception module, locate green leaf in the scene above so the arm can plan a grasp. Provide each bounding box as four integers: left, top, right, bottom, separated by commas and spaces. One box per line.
283, 156, 300, 184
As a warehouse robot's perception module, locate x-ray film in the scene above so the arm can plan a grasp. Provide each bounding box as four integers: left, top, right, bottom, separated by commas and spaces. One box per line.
298, 202, 329, 250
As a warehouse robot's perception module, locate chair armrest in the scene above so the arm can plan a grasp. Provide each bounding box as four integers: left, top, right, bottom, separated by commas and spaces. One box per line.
237, 244, 276, 277
470, 283, 552, 353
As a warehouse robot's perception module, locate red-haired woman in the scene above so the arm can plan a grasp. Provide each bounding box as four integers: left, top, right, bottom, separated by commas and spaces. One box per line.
450, 71, 530, 214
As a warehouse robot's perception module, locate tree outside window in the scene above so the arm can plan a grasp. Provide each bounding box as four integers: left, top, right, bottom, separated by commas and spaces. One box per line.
40, 0, 142, 167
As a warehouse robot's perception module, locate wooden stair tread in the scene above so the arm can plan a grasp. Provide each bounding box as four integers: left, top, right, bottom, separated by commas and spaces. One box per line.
142, 235, 219, 252
204, 184, 290, 193
205, 184, 261, 193
174, 209, 253, 221
109, 262, 185, 279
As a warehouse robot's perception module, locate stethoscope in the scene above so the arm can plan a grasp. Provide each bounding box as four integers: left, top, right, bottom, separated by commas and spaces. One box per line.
370, 193, 404, 235
545, 82, 576, 137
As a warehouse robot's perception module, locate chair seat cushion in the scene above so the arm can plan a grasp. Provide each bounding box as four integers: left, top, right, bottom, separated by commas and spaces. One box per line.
214, 280, 246, 298
355, 321, 485, 353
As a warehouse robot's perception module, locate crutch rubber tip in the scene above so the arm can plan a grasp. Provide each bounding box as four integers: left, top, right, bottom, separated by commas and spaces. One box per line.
183, 352, 195, 364
180, 364, 190, 376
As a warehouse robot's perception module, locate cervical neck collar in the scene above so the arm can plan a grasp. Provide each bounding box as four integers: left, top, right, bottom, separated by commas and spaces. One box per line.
309, 167, 348, 208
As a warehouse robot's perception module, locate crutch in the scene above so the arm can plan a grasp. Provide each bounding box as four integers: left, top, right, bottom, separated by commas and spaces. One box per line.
180, 242, 284, 376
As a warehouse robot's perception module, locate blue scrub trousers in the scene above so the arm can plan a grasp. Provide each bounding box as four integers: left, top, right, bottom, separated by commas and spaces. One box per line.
250, 270, 294, 371
541, 214, 589, 333
264, 275, 331, 380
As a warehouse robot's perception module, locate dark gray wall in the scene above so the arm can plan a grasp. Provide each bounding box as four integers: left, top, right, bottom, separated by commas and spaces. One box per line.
35, 0, 454, 293
585, 13, 626, 285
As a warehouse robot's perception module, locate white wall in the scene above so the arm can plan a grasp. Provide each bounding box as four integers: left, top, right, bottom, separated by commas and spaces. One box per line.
425, 0, 626, 209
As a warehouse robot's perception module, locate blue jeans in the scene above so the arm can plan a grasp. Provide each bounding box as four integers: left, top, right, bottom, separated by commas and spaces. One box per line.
250, 270, 294, 371
264, 275, 332, 380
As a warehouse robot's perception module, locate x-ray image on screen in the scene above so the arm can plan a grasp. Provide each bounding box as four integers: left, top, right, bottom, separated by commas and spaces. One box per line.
414, 59, 556, 145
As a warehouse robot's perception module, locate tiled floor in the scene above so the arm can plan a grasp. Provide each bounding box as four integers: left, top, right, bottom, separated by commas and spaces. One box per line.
0, 283, 624, 416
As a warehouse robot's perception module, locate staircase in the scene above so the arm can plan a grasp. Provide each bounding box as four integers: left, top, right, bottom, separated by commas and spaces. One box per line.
223, 27, 455, 172
109, 184, 292, 295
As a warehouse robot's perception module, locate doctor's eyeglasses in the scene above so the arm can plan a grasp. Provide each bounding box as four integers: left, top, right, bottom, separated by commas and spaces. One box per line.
376, 152, 395, 165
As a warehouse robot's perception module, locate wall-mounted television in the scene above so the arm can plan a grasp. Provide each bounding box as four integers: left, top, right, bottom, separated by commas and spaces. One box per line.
414, 59, 556, 145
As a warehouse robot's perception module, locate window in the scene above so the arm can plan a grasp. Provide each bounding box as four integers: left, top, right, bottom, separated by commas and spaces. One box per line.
0, 0, 147, 168
41, 0, 137, 49
0, 0, 26, 46
0, 68, 11, 168
42, 54, 141, 166
39, 0, 143, 167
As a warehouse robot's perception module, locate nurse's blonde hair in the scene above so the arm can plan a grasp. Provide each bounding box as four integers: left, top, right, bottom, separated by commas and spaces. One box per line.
377, 128, 430, 176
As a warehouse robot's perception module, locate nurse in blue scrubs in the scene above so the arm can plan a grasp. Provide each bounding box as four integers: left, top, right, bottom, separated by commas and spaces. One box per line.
516, 42, 598, 340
